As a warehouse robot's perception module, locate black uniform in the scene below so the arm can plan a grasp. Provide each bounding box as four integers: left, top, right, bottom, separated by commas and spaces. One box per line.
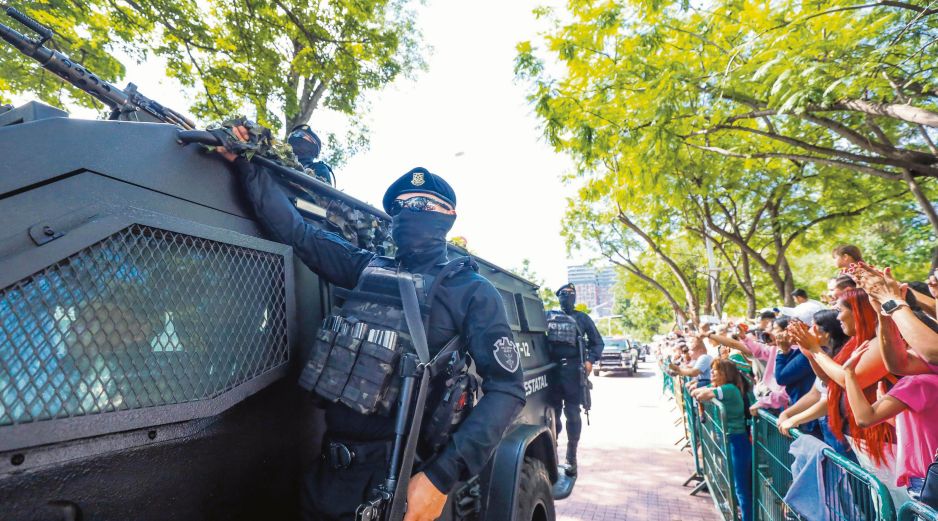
548, 309, 603, 469
232, 158, 526, 520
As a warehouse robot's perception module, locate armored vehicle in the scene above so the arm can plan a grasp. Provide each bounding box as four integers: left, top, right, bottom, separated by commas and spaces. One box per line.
0, 8, 570, 519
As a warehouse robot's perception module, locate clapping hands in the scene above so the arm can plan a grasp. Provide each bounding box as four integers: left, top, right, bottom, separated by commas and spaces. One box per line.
848, 262, 904, 304
787, 321, 822, 354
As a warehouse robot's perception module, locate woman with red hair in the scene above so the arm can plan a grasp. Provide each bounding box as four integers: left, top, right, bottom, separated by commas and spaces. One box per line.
798, 288, 903, 498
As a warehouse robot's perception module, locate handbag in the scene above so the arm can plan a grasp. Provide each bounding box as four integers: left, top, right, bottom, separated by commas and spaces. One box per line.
920, 448, 938, 508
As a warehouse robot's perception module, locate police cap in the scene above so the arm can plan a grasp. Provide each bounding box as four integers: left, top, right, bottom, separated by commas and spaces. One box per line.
556, 283, 576, 296
382, 167, 456, 214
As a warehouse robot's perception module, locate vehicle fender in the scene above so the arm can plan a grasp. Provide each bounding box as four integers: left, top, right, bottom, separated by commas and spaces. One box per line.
481, 423, 558, 519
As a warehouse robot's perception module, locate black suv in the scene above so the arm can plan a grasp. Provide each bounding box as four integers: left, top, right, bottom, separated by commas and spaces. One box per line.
594, 337, 640, 377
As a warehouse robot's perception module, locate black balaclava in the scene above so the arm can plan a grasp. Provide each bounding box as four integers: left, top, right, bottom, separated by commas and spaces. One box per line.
287, 126, 322, 168
557, 283, 577, 314
392, 208, 455, 271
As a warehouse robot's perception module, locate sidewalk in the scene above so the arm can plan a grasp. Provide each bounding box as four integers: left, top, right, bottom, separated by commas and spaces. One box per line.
555, 363, 719, 521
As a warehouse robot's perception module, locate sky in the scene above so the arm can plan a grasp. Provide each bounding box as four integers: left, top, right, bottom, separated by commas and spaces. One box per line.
13, 0, 593, 289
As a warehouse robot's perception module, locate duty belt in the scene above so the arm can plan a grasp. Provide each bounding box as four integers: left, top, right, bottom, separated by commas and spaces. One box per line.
555, 357, 580, 365
323, 437, 393, 470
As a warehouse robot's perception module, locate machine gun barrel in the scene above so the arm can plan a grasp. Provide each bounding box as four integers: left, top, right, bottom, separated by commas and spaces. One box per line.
1, 7, 195, 129
0, 13, 130, 111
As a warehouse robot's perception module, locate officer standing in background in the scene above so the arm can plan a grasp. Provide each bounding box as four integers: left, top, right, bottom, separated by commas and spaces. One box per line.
546, 283, 603, 477
216, 125, 525, 521
287, 124, 335, 185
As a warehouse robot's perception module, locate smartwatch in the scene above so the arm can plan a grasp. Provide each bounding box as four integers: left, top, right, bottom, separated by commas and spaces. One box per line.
880, 299, 909, 316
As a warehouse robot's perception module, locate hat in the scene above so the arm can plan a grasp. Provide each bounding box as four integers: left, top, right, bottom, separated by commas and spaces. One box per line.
287, 125, 322, 158
382, 167, 456, 214
778, 301, 826, 325
556, 283, 576, 296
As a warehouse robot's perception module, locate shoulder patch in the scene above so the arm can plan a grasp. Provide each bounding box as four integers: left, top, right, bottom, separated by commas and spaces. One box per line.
493, 336, 521, 373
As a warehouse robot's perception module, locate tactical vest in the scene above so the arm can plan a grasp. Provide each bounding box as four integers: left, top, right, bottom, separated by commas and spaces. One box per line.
298, 258, 476, 421
546, 310, 582, 360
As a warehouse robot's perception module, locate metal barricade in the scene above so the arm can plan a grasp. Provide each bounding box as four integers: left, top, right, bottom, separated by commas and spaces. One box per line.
682, 383, 704, 482
820, 448, 896, 521
752, 410, 805, 521
752, 410, 896, 521
899, 500, 938, 521
699, 398, 740, 521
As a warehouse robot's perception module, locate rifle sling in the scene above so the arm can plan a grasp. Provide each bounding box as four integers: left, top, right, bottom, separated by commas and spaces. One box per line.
388, 269, 459, 520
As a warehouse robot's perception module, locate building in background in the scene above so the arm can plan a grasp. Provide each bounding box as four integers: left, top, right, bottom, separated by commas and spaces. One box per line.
566, 264, 617, 317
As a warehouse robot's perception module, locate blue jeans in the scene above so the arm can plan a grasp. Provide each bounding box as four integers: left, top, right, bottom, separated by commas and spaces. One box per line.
729, 432, 753, 521
909, 477, 925, 500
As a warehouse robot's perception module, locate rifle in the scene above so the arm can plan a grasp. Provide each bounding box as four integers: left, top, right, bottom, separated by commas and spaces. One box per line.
577, 331, 592, 426
0, 7, 393, 230
0, 7, 196, 129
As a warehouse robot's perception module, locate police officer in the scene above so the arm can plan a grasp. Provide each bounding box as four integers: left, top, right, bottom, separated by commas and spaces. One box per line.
287, 124, 335, 185
547, 283, 603, 477
216, 126, 525, 521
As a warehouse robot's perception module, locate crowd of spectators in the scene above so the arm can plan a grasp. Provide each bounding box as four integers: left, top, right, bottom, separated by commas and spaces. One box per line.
657, 244, 938, 520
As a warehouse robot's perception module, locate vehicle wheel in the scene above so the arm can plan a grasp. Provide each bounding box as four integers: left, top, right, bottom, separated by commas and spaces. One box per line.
514, 457, 555, 521
592, 369, 600, 377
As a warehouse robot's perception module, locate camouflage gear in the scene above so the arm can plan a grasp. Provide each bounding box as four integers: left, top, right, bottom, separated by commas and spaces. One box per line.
208, 117, 392, 254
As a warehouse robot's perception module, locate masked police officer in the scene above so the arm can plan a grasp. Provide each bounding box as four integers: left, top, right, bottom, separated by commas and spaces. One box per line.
287, 124, 335, 185
216, 126, 525, 521
545, 283, 603, 477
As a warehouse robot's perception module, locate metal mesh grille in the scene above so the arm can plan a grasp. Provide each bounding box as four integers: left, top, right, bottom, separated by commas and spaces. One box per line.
0, 224, 288, 427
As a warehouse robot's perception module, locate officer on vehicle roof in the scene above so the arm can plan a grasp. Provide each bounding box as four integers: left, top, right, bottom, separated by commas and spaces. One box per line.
216, 126, 525, 521
287, 124, 335, 185
545, 283, 603, 477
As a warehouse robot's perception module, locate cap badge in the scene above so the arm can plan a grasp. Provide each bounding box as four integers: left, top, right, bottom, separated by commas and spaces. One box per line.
411, 172, 425, 186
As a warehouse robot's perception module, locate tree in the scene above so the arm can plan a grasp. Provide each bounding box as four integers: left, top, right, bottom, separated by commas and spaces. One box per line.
1, 1, 425, 160
515, 0, 936, 321
516, 0, 938, 244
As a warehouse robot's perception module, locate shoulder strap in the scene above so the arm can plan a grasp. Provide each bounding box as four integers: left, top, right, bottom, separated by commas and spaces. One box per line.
398, 269, 430, 364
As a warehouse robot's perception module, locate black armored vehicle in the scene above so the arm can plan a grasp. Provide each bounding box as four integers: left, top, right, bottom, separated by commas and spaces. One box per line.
0, 8, 569, 520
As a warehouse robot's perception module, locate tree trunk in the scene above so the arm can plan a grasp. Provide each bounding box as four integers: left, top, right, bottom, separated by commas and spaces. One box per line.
901, 169, 938, 242
618, 212, 700, 323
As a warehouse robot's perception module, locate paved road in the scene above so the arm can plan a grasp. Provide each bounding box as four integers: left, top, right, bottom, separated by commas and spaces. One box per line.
554, 361, 720, 521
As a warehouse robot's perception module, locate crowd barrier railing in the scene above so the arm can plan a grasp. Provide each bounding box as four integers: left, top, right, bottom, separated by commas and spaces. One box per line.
698, 398, 740, 521
752, 410, 805, 521
680, 381, 704, 488
899, 500, 938, 521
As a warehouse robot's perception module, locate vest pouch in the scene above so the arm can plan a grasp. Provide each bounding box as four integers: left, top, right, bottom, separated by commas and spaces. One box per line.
298, 328, 337, 392
314, 332, 363, 402
420, 370, 479, 456
340, 339, 402, 415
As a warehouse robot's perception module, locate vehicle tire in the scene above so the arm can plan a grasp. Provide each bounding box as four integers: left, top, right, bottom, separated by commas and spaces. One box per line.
592, 369, 600, 377
514, 457, 555, 521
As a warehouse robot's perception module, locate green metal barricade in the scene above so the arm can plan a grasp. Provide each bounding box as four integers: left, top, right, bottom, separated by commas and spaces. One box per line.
752, 410, 805, 521
752, 410, 896, 521
899, 500, 938, 521
820, 448, 896, 521
699, 398, 740, 521
682, 383, 703, 480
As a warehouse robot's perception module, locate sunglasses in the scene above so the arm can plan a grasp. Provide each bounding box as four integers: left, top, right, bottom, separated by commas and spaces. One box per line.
389, 196, 454, 216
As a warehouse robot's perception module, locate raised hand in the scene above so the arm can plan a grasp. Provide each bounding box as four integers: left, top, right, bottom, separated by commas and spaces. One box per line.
788, 321, 821, 353
843, 342, 870, 373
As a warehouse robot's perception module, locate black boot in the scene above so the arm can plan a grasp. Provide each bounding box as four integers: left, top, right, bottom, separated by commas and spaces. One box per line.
565, 440, 578, 477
